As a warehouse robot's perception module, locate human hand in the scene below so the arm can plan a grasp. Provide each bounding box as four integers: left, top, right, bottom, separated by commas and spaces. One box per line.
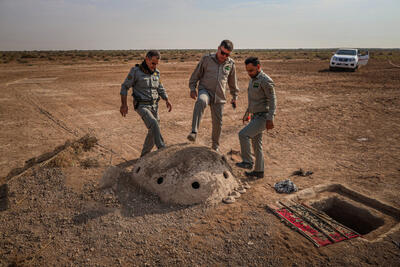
242, 111, 250, 124
166, 99, 172, 112
231, 99, 237, 109
120, 105, 128, 117
190, 90, 197, 100
266, 120, 274, 130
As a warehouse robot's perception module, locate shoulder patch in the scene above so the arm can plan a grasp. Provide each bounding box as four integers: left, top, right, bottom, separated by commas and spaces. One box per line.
253, 82, 260, 88
127, 74, 133, 80
224, 65, 231, 71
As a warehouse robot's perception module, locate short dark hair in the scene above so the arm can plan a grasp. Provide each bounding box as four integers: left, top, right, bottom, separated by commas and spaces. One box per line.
146, 50, 161, 59
220, 40, 234, 51
245, 57, 260, 67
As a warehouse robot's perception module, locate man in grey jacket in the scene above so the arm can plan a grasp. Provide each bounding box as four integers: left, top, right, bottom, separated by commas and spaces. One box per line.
120, 50, 172, 157
236, 57, 276, 179
187, 40, 239, 152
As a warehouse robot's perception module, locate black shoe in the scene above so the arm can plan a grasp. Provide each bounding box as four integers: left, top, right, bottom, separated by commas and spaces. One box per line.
245, 171, 264, 179
187, 132, 197, 142
236, 161, 253, 169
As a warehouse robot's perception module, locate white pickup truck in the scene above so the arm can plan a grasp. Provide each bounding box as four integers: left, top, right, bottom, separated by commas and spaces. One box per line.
329, 48, 369, 71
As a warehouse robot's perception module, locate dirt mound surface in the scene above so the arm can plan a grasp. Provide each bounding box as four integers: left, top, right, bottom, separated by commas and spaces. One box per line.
124, 143, 239, 205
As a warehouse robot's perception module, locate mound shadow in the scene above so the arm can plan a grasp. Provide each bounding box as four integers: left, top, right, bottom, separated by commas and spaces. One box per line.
111, 160, 189, 217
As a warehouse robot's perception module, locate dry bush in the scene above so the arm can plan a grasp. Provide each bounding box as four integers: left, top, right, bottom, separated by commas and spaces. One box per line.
46, 147, 78, 168
78, 134, 98, 151
80, 158, 100, 169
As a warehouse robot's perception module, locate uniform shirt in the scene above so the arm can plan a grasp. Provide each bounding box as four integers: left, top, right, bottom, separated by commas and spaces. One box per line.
189, 53, 239, 104
120, 64, 168, 102
247, 70, 276, 120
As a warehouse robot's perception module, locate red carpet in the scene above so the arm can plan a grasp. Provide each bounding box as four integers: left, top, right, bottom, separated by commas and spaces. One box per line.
270, 203, 360, 247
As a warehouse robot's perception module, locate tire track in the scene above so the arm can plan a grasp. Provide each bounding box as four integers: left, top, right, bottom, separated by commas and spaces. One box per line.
7, 81, 128, 163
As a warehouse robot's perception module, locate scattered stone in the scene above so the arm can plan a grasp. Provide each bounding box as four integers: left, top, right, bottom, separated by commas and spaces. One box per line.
222, 196, 236, 204
229, 191, 241, 199
235, 186, 246, 194
242, 182, 251, 189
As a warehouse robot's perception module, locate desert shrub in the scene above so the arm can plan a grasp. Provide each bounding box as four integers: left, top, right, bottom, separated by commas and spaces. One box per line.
17, 59, 29, 64
80, 158, 99, 169
315, 54, 329, 60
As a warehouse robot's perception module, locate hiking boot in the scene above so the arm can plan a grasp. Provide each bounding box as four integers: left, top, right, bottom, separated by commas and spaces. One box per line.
235, 161, 253, 170
187, 132, 197, 142
245, 171, 264, 179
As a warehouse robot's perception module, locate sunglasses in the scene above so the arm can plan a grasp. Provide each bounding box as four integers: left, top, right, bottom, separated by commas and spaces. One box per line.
220, 49, 231, 57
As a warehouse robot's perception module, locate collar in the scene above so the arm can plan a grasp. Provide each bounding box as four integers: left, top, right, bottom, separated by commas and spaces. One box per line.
139, 60, 155, 75
252, 70, 263, 80
212, 52, 228, 64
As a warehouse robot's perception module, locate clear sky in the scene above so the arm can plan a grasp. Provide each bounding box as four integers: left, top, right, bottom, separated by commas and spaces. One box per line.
0, 0, 399, 50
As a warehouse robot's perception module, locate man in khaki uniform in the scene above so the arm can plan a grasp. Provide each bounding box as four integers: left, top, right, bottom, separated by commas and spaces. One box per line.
236, 57, 276, 179
187, 40, 239, 151
120, 50, 172, 157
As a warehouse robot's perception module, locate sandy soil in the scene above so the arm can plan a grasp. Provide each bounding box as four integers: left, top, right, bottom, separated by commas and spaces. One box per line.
0, 56, 400, 266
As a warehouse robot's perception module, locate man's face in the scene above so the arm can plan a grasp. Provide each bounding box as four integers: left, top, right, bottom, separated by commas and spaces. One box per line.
216, 46, 232, 63
246, 63, 261, 78
145, 56, 159, 71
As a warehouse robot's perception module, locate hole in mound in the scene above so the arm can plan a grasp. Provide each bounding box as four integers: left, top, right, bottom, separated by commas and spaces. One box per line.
157, 177, 164, 184
223, 171, 229, 179
135, 167, 141, 173
221, 155, 227, 163
192, 182, 200, 189
0, 184, 9, 211
311, 197, 385, 235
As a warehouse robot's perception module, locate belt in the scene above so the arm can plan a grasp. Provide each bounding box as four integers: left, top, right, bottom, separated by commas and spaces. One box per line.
138, 100, 157, 105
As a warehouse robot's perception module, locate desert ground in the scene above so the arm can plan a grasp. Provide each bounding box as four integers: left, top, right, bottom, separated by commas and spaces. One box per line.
0, 49, 399, 266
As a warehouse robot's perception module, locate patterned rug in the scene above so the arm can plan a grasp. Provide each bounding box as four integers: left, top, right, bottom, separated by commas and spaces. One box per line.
269, 202, 360, 247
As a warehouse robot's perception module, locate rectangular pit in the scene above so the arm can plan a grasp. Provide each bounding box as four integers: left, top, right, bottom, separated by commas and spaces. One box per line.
284, 184, 400, 241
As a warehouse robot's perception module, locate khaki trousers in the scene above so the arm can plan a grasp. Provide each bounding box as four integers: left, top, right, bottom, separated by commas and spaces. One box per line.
136, 104, 165, 157
238, 112, 267, 172
191, 89, 224, 150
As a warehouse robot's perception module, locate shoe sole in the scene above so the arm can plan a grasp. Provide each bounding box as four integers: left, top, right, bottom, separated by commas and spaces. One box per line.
236, 164, 253, 170
187, 136, 196, 142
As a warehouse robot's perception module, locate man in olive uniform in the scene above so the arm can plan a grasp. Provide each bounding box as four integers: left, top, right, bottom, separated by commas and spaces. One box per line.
187, 40, 239, 152
120, 50, 172, 157
236, 57, 276, 179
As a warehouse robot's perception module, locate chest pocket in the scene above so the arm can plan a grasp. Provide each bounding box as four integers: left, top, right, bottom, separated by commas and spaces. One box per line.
220, 64, 231, 81
138, 77, 150, 88
250, 81, 262, 98
151, 75, 160, 88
